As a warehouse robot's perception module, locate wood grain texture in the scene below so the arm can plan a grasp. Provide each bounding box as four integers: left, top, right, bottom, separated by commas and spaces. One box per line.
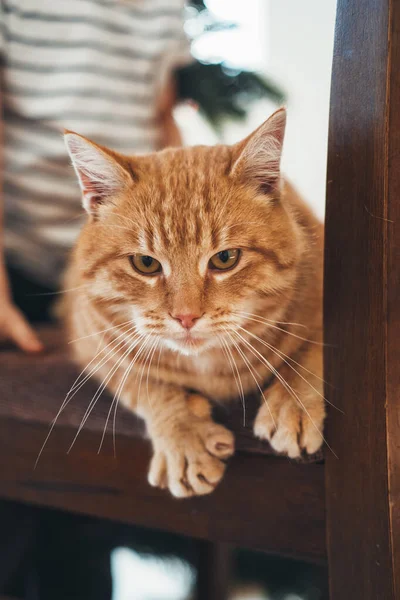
0, 416, 326, 564
324, 0, 400, 597
386, 0, 400, 593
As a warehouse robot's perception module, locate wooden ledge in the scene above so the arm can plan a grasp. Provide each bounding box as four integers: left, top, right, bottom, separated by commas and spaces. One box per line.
0, 326, 326, 563
0, 326, 323, 461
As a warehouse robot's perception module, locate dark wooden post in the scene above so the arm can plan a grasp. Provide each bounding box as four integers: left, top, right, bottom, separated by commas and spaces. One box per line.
324, 0, 400, 598
196, 541, 232, 600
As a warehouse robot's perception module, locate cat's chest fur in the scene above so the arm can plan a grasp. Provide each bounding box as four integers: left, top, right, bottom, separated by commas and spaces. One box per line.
135, 345, 275, 402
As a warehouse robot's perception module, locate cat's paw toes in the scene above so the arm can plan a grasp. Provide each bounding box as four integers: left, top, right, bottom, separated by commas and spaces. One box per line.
148, 451, 168, 489
148, 421, 235, 498
204, 423, 235, 459
149, 446, 226, 499
299, 417, 324, 455
254, 399, 324, 458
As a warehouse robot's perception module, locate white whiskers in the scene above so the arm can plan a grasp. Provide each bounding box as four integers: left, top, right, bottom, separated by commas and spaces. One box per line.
97, 332, 156, 456
229, 328, 337, 458
235, 324, 342, 413
27, 283, 91, 297
67, 325, 138, 399
235, 311, 326, 346
224, 329, 277, 431
68, 319, 135, 344
67, 333, 146, 453
217, 334, 246, 425
34, 323, 138, 469
146, 337, 161, 412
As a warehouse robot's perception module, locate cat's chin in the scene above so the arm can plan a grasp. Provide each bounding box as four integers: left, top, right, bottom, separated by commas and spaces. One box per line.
164, 336, 214, 357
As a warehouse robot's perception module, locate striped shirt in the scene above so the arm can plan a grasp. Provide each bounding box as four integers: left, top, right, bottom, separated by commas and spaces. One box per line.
1, 0, 190, 286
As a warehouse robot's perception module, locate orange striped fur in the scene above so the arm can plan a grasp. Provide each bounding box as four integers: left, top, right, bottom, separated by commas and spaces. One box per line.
64, 109, 325, 497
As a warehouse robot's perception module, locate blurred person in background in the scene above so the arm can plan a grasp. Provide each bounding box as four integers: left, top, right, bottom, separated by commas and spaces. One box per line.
0, 2, 191, 598
0, 0, 190, 352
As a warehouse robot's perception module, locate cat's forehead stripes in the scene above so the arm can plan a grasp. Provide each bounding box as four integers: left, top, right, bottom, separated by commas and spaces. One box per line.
131, 145, 233, 253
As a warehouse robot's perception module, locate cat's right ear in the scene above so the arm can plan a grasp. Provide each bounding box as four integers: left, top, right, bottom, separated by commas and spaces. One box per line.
64, 131, 132, 215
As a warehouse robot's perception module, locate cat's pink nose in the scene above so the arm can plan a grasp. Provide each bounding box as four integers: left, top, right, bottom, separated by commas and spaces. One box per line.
173, 313, 201, 330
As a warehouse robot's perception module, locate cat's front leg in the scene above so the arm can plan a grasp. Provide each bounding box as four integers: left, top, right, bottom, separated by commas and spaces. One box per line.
253, 345, 325, 458
133, 387, 235, 498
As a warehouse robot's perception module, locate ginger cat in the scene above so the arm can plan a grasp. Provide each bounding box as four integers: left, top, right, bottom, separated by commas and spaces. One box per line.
64, 109, 325, 498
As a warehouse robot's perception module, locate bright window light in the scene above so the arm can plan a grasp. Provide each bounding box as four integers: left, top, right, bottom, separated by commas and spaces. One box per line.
190, 0, 269, 70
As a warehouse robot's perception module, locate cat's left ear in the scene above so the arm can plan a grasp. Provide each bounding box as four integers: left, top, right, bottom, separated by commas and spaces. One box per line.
64, 131, 133, 215
230, 108, 286, 195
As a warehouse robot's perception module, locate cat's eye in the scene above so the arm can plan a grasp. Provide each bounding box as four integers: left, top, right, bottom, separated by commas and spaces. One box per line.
209, 249, 240, 271
130, 254, 162, 275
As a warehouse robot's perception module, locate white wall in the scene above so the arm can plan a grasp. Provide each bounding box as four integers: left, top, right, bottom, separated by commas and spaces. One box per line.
176, 0, 337, 220
267, 0, 337, 219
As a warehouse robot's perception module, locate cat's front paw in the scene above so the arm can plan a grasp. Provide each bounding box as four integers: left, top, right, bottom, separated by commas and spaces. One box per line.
254, 390, 325, 458
148, 418, 235, 498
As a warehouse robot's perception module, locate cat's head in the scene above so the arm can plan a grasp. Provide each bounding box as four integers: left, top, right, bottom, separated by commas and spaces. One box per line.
65, 109, 304, 356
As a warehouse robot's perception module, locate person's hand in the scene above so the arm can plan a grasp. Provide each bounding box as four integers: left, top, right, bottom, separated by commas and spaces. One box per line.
0, 297, 43, 353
